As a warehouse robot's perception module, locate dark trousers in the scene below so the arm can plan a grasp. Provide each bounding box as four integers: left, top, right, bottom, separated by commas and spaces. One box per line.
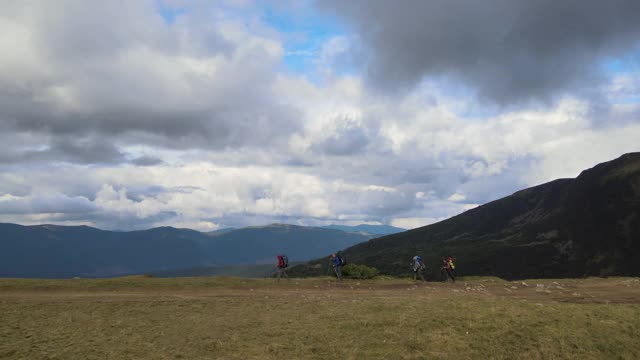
333, 265, 343, 281
277, 267, 289, 281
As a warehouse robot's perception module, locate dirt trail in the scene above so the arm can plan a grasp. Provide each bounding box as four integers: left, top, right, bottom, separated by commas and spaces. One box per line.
1, 277, 638, 304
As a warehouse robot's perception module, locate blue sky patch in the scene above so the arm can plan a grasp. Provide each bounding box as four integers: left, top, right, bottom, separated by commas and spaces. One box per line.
260, 1, 348, 77
156, 0, 188, 24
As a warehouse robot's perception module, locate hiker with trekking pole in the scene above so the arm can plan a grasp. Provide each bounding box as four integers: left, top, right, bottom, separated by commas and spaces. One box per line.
447, 256, 457, 277
276, 254, 290, 282
411, 255, 426, 282
329, 253, 345, 281
441, 258, 456, 283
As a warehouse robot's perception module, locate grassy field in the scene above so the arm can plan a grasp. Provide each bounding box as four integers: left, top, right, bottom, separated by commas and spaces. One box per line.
1, 276, 639, 359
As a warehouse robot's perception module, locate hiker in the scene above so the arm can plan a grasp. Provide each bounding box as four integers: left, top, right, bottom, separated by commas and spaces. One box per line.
411, 255, 426, 281
447, 256, 457, 277
442, 258, 455, 283
330, 253, 344, 281
276, 254, 289, 281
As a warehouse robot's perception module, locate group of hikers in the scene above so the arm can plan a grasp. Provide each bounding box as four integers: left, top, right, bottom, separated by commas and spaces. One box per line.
275, 253, 456, 282
412, 255, 456, 282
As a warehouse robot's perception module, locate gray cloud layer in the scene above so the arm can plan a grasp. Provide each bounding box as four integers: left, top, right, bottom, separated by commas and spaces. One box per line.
1, 1, 639, 231
0, 1, 301, 166
320, 0, 640, 104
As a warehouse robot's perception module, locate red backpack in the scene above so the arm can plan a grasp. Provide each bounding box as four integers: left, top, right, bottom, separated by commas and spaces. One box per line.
277, 255, 288, 268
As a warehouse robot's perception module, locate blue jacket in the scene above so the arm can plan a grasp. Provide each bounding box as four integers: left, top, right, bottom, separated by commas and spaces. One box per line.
333, 256, 342, 267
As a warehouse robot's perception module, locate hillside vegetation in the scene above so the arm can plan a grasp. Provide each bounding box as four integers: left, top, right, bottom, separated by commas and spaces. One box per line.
292, 153, 640, 280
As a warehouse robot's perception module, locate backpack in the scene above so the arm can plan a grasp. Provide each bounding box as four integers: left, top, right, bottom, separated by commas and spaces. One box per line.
277, 254, 288, 268
415, 256, 425, 268
336, 255, 347, 266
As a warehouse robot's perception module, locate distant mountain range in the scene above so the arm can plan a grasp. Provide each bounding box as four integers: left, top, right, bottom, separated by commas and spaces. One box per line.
8, 154, 638, 281
292, 153, 640, 280
0, 223, 386, 278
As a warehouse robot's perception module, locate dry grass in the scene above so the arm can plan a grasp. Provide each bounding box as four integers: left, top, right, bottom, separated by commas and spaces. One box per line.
1, 276, 639, 359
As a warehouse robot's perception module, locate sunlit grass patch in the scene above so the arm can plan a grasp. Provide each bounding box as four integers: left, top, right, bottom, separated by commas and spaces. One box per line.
1, 276, 639, 359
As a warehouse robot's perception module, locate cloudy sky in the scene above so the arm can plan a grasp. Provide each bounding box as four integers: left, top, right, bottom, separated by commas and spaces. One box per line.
1, 0, 639, 231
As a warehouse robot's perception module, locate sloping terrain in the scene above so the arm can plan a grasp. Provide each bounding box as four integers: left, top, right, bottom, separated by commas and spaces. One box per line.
292, 153, 640, 279
322, 224, 406, 236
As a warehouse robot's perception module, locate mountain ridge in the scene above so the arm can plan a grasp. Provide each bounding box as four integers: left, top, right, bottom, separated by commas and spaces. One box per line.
0, 223, 373, 278
291, 153, 640, 279
322, 224, 406, 235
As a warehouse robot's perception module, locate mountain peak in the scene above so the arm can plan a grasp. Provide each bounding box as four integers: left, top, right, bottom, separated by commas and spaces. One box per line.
577, 152, 640, 178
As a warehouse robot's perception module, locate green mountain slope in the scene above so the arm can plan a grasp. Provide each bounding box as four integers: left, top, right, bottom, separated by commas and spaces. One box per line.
291, 153, 640, 279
